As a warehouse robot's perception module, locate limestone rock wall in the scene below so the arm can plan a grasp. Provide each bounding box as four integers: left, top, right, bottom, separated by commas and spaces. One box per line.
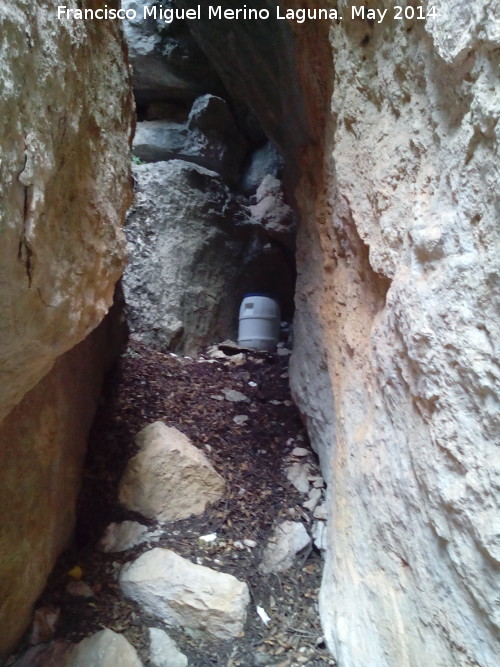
0, 300, 126, 657
0, 0, 132, 656
0, 0, 133, 422
291, 3, 500, 666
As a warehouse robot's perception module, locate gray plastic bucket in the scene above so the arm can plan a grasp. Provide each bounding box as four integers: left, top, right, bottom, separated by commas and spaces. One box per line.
238, 294, 280, 352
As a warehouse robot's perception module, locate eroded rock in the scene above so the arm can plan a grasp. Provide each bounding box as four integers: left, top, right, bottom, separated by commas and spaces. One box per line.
120, 548, 250, 640
119, 421, 225, 521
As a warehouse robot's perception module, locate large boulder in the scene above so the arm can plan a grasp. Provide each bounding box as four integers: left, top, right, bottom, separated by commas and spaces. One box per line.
119, 421, 225, 521
123, 160, 259, 354
122, 0, 222, 105
133, 96, 248, 185
185, 95, 248, 184
120, 548, 250, 640
132, 120, 188, 163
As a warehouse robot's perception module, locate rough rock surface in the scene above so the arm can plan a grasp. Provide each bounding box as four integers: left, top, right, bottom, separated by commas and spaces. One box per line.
0, 3, 132, 423
122, 0, 221, 105
148, 628, 188, 667
249, 175, 296, 250
67, 628, 142, 667
123, 160, 259, 353
120, 548, 250, 640
119, 421, 225, 521
132, 120, 188, 162
133, 96, 247, 183
98, 521, 150, 553
0, 2, 132, 656
0, 295, 126, 659
239, 141, 284, 197
259, 521, 311, 574
289, 5, 500, 667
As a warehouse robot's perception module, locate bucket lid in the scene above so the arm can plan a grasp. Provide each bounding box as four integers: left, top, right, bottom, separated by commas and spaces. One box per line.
243, 292, 277, 300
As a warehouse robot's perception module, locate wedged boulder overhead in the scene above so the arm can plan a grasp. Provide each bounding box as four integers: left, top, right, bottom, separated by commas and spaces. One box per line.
133, 95, 248, 184
122, 0, 223, 105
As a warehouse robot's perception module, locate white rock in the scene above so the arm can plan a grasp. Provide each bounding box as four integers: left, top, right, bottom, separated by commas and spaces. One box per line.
291, 447, 309, 458
233, 415, 249, 425
243, 539, 257, 548
98, 521, 149, 553
148, 628, 187, 667
259, 521, 311, 574
119, 422, 225, 521
313, 504, 328, 521
285, 462, 310, 494
303, 488, 322, 512
312, 521, 327, 551
222, 388, 249, 402
120, 548, 249, 640
228, 353, 246, 365
67, 629, 142, 667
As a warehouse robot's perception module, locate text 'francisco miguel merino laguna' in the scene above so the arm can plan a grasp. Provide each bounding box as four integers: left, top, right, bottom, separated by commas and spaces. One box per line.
57, 4, 438, 24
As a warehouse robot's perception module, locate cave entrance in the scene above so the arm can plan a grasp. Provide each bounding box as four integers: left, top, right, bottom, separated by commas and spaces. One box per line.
120, 6, 297, 356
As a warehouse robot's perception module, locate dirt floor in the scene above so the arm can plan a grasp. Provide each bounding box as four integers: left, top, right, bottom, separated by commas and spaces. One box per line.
10, 340, 336, 667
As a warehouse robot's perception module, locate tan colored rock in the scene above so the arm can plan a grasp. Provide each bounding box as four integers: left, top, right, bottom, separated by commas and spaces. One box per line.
0, 308, 125, 658
0, 1, 132, 657
119, 421, 225, 521
120, 548, 249, 640
0, 2, 133, 423
67, 629, 142, 667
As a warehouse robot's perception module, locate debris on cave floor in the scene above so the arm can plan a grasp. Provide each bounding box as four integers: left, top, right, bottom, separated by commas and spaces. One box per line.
9, 340, 335, 667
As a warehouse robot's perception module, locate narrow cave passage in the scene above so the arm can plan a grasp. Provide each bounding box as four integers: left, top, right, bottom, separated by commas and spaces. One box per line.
6, 4, 334, 666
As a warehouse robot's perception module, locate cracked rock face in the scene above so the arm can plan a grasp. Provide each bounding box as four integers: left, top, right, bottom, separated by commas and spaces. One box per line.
0, 2, 133, 658
0, 2, 133, 423
119, 421, 225, 521
120, 548, 250, 640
